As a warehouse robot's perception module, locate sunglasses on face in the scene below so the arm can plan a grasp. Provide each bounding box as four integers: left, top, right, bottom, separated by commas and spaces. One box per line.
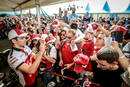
97, 37, 103, 40
66, 36, 72, 39
61, 34, 66, 36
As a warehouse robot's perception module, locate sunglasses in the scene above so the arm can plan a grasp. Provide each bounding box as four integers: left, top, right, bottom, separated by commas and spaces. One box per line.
61, 34, 66, 36
97, 37, 103, 40
66, 36, 72, 39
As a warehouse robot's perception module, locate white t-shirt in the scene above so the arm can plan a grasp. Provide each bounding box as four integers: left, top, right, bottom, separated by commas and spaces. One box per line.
8, 46, 32, 87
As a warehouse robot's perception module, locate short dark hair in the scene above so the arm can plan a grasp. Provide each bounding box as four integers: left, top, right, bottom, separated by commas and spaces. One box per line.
60, 29, 66, 35
97, 46, 119, 64
10, 37, 18, 45
42, 22, 47, 27
11, 24, 17, 29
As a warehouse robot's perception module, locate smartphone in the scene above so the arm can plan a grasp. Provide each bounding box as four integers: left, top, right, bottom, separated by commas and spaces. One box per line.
111, 31, 123, 43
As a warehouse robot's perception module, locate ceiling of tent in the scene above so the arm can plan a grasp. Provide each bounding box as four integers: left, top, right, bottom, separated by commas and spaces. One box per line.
0, 0, 74, 12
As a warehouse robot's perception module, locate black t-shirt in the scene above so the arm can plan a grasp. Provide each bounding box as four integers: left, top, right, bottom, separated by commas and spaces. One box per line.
92, 62, 124, 87
124, 30, 130, 40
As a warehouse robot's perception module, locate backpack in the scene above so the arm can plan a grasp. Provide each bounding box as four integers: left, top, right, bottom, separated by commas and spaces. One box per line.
122, 42, 130, 58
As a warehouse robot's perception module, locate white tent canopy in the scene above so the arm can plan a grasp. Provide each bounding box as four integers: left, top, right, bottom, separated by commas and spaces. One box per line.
0, 0, 129, 14
0, 0, 74, 12
36, 0, 130, 15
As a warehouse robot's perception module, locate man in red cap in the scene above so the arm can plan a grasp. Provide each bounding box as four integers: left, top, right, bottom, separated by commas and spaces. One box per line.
7, 29, 45, 87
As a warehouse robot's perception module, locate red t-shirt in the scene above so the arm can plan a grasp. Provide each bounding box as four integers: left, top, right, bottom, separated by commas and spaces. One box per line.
59, 40, 81, 71
0, 22, 4, 29
16, 23, 21, 30
82, 40, 94, 56
84, 45, 101, 72
93, 45, 101, 54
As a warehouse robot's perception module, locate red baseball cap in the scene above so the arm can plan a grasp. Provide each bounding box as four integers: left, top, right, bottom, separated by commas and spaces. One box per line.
112, 26, 127, 35
8, 29, 27, 40
45, 36, 56, 43
73, 54, 89, 73
31, 33, 40, 40
53, 19, 59, 27
87, 22, 98, 32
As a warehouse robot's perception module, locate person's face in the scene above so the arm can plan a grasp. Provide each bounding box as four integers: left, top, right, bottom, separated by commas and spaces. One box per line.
27, 22, 31, 26
84, 32, 94, 40
96, 60, 116, 70
103, 22, 109, 28
72, 8, 75, 13
42, 24, 46, 27
96, 34, 105, 47
59, 11, 62, 15
45, 28, 50, 34
85, 14, 88, 18
60, 31, 66, 40
45, 43, 49, 50
15, 37, 26, 47
66, 32, 74, 43
45, 43, 53, 50
33, 39, 38, 45
94, 30, 101, 37
64, 11, 68, 16
84, 21, 89, 26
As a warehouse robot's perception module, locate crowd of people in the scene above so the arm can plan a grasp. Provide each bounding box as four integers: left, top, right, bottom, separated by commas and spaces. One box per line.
0, 8, 130, 87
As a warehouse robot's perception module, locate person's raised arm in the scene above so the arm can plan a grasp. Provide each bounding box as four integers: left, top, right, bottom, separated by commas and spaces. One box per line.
18, 40, 45, 74
98, 24, 110, 37
111, 41, 129, 70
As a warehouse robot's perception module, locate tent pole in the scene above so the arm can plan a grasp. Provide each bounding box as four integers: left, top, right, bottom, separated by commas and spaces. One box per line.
13, 8, 16, 16
20, 6, 22, 19
35, 0, 41, 34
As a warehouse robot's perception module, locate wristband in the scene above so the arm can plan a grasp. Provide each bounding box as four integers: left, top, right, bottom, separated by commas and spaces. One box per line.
120, 55, 125, 59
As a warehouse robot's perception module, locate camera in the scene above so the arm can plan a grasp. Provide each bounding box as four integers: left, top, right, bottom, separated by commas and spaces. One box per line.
111, 31, 123, 48
111, 31, 123, 43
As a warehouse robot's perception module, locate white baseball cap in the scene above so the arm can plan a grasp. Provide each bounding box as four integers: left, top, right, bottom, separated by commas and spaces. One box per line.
8, 29, 27, 40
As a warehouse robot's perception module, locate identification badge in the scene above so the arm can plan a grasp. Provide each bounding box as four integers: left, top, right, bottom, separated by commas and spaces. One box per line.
70, 44, 78, 52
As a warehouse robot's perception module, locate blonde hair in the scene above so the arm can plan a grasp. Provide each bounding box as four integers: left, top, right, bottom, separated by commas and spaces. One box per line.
67, 29, 76, 36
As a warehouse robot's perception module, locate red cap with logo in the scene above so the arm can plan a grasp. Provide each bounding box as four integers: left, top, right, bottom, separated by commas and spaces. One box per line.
87, 22, 98, 32
45, 36, 56, 43
30, 33, 40, 40
53, 19, 59, 27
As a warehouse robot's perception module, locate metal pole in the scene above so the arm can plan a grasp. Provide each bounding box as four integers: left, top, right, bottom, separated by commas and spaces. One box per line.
35, 0, 41, 33
13, 9, 16, 16
20, 6, 22, 19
